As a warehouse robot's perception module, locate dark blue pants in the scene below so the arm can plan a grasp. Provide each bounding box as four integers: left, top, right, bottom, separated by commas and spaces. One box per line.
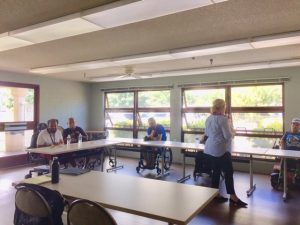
210, 152, 235, 195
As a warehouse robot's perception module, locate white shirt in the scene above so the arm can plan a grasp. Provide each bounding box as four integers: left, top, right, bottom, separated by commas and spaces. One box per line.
204, 115, 233, 157
37, 129, 63, 147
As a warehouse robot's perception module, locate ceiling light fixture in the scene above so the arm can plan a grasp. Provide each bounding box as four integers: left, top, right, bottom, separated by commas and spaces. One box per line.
0, 32, 33, 51
170, 40, 253, 59
251, 31, 300, 49
1, 0, 228, 52
30, 59, 113, 74
10, 13, 102, 43
82, 0, 224, 28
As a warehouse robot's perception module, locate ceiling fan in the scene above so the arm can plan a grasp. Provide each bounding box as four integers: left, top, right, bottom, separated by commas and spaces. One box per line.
84, 66, 152, 82
114, 66, 151, 80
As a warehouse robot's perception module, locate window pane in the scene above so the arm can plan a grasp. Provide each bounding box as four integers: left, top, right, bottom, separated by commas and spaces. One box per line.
138, 131, 148, 139
231, 85, 282, 107
232, 112, 283, 133
184, 133, 202, 143
105, 112, 133, 128
107, 129, 132, 138
138, 112, 170, 129
0, 87, 34, 122
106, 92, 134, 108
138, 90, 170, 108
183, 89, 225, 107
233, 136, 277, 148
0, 130, 33, 152
182, 113, 209, 130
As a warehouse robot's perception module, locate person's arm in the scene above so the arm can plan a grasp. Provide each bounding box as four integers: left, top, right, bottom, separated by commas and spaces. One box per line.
279, 133, 287, 150
221, 117, 233, 141
153, 126, 164, 141
57, 131, 64, 145
79, 127, 88, 141
227, 114, 235, 137
36, 132, 50, 148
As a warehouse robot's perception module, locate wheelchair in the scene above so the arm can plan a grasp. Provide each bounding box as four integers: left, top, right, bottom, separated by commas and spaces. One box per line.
136, 142, 173, 175
271, 158, 300, 190
25, 123, 50, 179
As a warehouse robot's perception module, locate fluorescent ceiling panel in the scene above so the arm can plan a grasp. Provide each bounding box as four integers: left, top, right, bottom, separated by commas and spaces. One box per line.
30, 59, 113, 74
0, 32, 33, 51
150, 59, 300, 78
211, 0, 228, 2
251, 31, 300, 48
170, 40, 253, 58
112, 52, 173, 66
10, 13, 102, 43
82, 0, 218, 28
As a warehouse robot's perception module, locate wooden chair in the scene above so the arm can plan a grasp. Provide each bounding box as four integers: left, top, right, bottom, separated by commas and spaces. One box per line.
67, 199, 117, 225
14, 186, 54, 225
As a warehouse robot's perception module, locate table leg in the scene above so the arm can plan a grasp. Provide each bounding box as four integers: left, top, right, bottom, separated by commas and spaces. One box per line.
246, 155, 256, 196
106, 147, 124, 172
177, 150, 190, 183
283, 158, 287, 201
100, 148, 105, 172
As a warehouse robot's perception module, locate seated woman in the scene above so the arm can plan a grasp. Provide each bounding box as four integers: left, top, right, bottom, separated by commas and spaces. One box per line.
204, 99, 247, 207
280, 117, 300, 170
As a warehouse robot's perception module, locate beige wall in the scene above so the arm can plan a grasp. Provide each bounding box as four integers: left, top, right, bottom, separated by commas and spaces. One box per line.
0, 70, 91, 129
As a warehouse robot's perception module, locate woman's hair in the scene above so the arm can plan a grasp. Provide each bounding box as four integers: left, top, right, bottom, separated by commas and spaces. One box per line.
211, 99, 226, 114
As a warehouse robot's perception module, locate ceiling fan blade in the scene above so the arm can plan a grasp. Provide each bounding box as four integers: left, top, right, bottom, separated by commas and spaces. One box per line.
114, 74, 128, 79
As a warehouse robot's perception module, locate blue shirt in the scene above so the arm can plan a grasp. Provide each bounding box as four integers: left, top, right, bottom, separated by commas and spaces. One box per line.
282, 132, 300, 151
204, 115, 233, 157
147, 124, 167, 141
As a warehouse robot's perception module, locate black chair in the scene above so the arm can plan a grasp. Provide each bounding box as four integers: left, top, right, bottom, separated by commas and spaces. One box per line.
67, 199, 117, 225
14, 183, 66, 225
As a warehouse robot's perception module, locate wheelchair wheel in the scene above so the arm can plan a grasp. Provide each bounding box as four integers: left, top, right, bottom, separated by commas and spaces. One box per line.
75, 156, 87, 169
163, 148, 173, 171
157, 167, 161, 175
270, 172, 281, 190
136, 166, 140, 173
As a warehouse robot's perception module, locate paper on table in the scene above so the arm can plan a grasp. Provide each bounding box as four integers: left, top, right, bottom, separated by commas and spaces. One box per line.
21, 175, 51, 185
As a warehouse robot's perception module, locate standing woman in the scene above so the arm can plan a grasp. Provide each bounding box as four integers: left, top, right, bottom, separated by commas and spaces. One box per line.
204, 99, 247, 207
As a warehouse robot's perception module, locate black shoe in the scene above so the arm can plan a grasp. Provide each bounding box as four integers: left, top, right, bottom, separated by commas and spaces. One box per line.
229, 198, 248, 207
214, 196, 229, 202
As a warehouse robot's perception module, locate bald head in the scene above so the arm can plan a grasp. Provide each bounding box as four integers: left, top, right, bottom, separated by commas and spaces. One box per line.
68, 117, 76, 129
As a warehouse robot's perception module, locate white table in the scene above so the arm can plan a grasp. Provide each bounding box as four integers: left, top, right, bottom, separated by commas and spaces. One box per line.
42, 171, 218, 225
264, 149, 300, 200
27, 140, 122, 171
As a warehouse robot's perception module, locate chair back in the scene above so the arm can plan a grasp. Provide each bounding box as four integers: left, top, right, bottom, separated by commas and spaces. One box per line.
67, 199, 117, 225
14, 186, 54, 225
14, 183, 66, 225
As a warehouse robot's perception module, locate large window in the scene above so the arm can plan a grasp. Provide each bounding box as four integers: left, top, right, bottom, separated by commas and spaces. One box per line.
105, 89, 170, 138
0, 81, 39, 152
182, 88, 225, 141
182, 84, 284, 148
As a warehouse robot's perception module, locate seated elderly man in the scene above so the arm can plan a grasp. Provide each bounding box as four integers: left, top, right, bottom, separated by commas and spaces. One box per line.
147, 117, 167, 141
142, 118, 167, 168
280, 117, 300, 170
37, 119, 64, 147
63, 117, 88, 144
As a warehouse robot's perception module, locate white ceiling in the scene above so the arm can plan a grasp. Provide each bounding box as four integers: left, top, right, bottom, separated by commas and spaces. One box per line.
0, 0, 300, 82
